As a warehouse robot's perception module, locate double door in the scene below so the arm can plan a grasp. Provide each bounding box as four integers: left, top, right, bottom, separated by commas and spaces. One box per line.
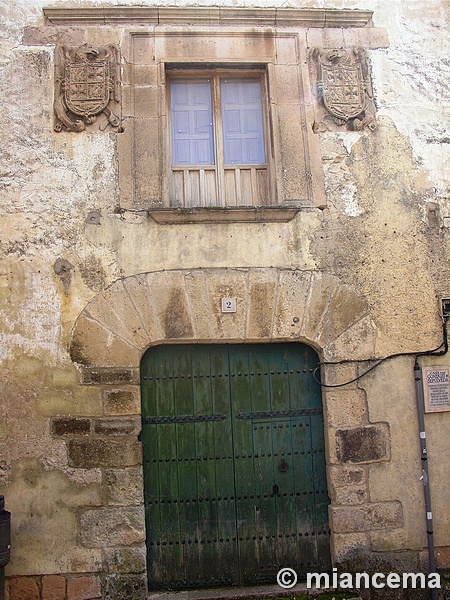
140, 343, 330, 589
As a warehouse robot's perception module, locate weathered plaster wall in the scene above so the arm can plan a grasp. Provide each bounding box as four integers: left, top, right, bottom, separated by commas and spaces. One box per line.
0, 0, 449, 598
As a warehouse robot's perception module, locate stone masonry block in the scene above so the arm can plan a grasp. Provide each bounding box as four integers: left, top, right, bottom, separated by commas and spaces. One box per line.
134, 117, 162, 202
103, 573, 148, 600
334, 484, 368, 505
51, 417, 91, 436
325, 389, 367, 428
323, 315, 377, 363
331, 501, 403, 533
103, 388, 140, 415
336, 423, 390, 464
23, 26, 86, 47
37, 387, 103, 417
131, 34, 156, 66
82, 368, 137, 385
86, 284, 149, 349
117, 121, 133, 208
436, 546, 450, 569
134, 85, 159, 119
328, 464, 366, 487
8, 577, 40, 600
105, 467, 144, 506
331, 532, 370, 563
42, 575, 66, 600
145, 271, 194, 339
79, 507, 145, 548
66, 575, 102, 600
68, 439, 142, 468
103, 545, 147, 574
321, 362, 358, 389
328, 465, 368, 505
93, 416, 140, 436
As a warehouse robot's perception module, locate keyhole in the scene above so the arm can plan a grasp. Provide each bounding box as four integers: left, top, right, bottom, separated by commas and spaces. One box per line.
272, 483, 279, 495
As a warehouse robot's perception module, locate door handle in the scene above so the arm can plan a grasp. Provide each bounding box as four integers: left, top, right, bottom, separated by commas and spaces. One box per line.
278, 459, 288, 472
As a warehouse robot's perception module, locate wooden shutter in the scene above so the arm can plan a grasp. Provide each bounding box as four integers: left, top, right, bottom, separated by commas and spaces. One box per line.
170, 80, 214, 166
220, 79, 265, 165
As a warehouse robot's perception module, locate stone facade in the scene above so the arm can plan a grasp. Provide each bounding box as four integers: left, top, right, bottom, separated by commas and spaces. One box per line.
1, 1, 449, 599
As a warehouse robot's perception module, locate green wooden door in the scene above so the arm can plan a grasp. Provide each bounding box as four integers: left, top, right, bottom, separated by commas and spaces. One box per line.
141, 344, 330, 590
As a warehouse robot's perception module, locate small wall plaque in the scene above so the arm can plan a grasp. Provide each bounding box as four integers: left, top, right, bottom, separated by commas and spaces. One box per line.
423, 367, 450, 413
221, 298, 237, 313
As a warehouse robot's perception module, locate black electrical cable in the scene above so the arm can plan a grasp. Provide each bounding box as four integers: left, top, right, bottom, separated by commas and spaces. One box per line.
313, 320, 448, 388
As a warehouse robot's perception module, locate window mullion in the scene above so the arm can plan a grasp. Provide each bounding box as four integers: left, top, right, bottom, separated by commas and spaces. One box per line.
213, 75, 225, 207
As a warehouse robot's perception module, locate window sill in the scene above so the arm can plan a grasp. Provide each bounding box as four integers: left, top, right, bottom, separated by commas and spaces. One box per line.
148, 206, 300, 224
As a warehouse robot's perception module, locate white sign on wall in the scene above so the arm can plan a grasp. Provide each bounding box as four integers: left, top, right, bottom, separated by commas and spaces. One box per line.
221, 297, 237, 313
422, 367, 450, 413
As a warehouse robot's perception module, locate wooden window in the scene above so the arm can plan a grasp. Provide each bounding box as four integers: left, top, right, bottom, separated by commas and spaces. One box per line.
168, 70, 273, 208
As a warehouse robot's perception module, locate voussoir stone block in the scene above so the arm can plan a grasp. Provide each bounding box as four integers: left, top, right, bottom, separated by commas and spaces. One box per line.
79, 507, 145, 548
70, 314, 141, 367
122, 275, 164, 341
204, 270, 249, 340
247, 270, 279, 339
302, 272, 340, 341
273, 270, 312, 338
318, 285, 369, 347
86, 284, 149, 348
146, 271, 194, 339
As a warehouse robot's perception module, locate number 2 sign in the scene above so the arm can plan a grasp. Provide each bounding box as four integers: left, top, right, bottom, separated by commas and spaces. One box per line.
221, 297, 237, 313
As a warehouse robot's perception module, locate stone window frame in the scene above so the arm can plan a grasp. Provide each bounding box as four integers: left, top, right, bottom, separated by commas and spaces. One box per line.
120, 26, 325, 224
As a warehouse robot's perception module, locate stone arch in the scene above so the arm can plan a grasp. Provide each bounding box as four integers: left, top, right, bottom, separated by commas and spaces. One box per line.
70, 268, 375, 367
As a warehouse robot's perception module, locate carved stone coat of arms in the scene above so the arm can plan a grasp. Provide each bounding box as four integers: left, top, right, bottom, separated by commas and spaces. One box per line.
311, 48, 376, 132
54, 44, 120, 132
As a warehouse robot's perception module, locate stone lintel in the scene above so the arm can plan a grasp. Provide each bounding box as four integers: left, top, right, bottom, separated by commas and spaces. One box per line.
43, 7, 373, 28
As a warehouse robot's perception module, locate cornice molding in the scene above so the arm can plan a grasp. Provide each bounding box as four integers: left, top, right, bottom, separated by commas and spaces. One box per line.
42, 6, 373, 28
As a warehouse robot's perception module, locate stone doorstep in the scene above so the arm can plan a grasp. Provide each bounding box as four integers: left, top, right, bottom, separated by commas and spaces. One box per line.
147, 584, 363, 599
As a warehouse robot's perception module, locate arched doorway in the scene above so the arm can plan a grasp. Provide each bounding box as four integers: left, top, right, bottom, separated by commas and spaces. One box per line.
140, 342, 331, 589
